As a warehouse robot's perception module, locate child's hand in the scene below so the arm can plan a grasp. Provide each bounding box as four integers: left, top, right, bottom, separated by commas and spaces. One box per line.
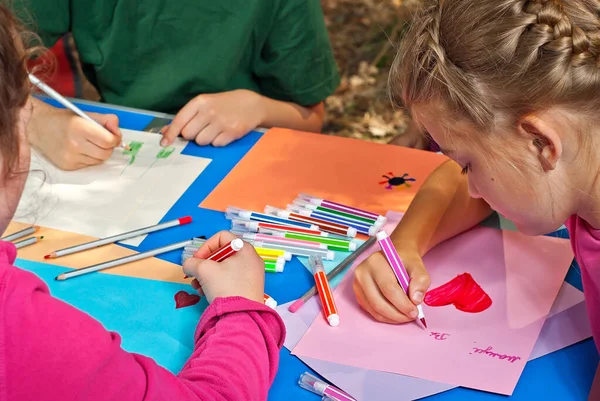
29, 102, 122, 171
353, 249, 430, 324
182, 231, 265, 304
161, 89, 265, 148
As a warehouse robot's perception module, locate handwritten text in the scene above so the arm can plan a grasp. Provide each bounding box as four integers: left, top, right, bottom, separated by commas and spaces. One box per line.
429, 332, 450, 341
470, 346, 521, 363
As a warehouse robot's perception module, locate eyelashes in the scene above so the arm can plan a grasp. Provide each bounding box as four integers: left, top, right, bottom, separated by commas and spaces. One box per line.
460, 163, 471, 175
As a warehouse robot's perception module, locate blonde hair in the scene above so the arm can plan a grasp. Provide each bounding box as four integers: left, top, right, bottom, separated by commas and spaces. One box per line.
391, 0, 600, 133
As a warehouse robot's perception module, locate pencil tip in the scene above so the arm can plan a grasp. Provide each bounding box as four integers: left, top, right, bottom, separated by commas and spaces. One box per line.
420, 318, 427, 328
39, 236, 44, 240
44, 254, 51, 259
55, 274, 65, 281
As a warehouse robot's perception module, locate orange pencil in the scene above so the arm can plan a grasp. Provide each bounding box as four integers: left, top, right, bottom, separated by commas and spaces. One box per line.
308, 255, 339, 326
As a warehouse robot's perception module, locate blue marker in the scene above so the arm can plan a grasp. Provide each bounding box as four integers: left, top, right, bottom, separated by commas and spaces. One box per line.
226, 207, 318, 229
287, 205, 379, 236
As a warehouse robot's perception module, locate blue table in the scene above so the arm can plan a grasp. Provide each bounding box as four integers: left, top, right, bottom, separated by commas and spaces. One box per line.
35, 96, 599, 401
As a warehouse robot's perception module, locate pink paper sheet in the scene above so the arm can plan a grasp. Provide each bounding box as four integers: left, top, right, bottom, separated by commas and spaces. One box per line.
278, 284, 589, 401
292, 224, 574, 395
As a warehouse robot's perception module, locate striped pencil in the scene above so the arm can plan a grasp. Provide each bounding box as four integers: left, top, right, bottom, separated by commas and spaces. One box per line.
45, 216, 193, 259
265, 206, 357, 237
309, 255, 339, 326
231, 219, 327, 237
202, 238, 244, 261
233, 231, 329, 250
2, 226, 39, 242
264, 293, 277, 309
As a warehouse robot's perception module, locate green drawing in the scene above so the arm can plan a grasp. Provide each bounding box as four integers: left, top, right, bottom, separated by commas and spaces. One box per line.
122, 141, 144, 170
156, 147, 175, 159
120, 141, 176, 178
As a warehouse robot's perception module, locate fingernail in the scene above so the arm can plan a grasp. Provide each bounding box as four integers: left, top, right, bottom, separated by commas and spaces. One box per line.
412, 291, 424, 304
409, 310, 418, 318
160, 139, 167, 146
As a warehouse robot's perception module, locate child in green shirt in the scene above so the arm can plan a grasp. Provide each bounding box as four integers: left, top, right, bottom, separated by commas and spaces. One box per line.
16, 0, 339, 170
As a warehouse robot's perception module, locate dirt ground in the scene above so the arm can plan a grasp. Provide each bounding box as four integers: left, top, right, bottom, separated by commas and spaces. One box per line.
320, 0, 419, 143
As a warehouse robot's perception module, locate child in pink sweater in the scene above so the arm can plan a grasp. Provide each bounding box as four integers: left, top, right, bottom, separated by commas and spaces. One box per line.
0, 6, 285, 400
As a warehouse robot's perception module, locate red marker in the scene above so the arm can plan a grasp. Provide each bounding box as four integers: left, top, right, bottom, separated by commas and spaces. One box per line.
198, 238, 245, 261
45, 216, 193, 259
309, 255, 340, 326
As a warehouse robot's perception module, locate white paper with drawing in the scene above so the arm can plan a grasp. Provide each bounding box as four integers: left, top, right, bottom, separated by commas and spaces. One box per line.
16, 129, 210, 246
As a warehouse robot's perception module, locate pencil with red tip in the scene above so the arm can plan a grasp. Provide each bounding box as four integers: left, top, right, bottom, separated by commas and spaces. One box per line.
2, 226, 40, 242
45, 216, 193, 259
309, 255, 340, 326
376, 231, 427, 328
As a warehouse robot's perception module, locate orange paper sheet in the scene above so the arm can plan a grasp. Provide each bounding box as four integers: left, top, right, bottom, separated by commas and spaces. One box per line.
200, 128, 447, 214
4, 222, 189, 284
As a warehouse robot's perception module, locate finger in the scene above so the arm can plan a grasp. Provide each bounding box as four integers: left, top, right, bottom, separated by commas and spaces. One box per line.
182, 257, 219, 280
355, 268, 411, 323
192, 230, 240, 259
81, 139, 114, 161
353, 279, 397, 324
372, 267, 418, 319
180, 115, 210, 141
211, 131, 239, 147
195, 123, 222, 147
408, 264, 431, 305
191, 279, 205, 297
88, 113, 122, 148
162, 102, 200, 146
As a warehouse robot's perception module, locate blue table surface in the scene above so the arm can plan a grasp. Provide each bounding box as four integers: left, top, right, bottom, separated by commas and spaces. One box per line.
36, 98, 599, 400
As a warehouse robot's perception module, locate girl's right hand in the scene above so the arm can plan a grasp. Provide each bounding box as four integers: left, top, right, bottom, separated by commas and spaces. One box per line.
353, 248, 430, 324
183, 231, 265, 304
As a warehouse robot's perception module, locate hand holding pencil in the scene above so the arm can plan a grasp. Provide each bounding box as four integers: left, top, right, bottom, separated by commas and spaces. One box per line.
183, 231, 265, 304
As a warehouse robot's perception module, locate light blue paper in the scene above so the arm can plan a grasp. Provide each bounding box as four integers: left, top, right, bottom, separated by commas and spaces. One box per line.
15, 258, 205, 373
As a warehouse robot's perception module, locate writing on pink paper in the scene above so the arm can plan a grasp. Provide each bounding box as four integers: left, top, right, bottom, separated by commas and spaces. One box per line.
470, 346, 521, 363
430, 332, 450, 341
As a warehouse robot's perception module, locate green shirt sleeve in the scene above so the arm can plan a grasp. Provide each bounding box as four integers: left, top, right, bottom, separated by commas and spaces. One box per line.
254, 0, 340, 106
11, 0, 70, 47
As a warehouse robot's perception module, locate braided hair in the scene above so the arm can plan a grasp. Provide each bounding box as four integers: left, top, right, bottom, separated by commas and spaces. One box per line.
392, 0, 600, 132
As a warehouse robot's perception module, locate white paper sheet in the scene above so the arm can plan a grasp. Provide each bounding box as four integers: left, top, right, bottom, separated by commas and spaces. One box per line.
16, 129, 210, 246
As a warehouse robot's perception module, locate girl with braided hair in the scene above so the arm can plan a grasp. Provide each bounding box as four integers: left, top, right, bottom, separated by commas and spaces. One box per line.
353, 0, 600, 350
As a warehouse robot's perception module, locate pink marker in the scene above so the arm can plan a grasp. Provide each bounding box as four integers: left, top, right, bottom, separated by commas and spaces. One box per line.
234, 232, 328, 250
376, 231, 427, 328
298, 372, 356, 401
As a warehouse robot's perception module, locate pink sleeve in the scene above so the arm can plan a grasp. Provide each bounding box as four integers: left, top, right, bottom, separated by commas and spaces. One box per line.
2, 265, 285, 401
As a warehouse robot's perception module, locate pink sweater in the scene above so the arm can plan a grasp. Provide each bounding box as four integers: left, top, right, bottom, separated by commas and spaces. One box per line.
0, 241, 286, 401
565, 215, 600, 351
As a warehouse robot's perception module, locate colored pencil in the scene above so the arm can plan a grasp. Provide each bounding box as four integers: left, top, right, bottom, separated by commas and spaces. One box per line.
255, 247, 292, 261
29, 74, 129, 150
289, 236, 376, 313
309, 255, 339, 326
376, 231, 427, 328
298, 193, 386, 224
265, 259, 284, 273
2, 226, 39, 242
14, 236, 44, 249
45, 216, 193, 259
56, 239, 193, 281
265, 206, 357, 237
299, 372, 356, 401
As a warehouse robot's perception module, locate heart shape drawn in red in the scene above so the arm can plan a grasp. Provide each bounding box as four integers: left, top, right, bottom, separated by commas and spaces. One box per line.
174, 291, 201, 309
424, 273, 492, 313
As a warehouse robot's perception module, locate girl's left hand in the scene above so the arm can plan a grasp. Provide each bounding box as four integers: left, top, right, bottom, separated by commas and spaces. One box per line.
160, 89, 265, 147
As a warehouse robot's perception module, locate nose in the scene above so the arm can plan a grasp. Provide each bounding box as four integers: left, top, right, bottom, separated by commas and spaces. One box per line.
467, 177, 482, 199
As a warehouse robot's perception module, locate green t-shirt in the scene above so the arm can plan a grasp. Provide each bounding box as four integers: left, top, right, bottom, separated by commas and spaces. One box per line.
15, 0, 340, 113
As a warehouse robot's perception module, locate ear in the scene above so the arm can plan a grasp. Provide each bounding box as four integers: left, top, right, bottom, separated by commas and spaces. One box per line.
517, 115, 563, 172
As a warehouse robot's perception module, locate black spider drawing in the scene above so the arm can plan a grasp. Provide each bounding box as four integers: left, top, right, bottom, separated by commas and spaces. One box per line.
379, 172, 416, 190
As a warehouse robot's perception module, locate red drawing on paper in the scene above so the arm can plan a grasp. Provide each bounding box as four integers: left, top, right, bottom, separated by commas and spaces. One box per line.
470, 346, 521, 363
174, 291, 201, 309
379, 172, 416, 190
430, 332, 450, 340
424, 273, 492, 313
